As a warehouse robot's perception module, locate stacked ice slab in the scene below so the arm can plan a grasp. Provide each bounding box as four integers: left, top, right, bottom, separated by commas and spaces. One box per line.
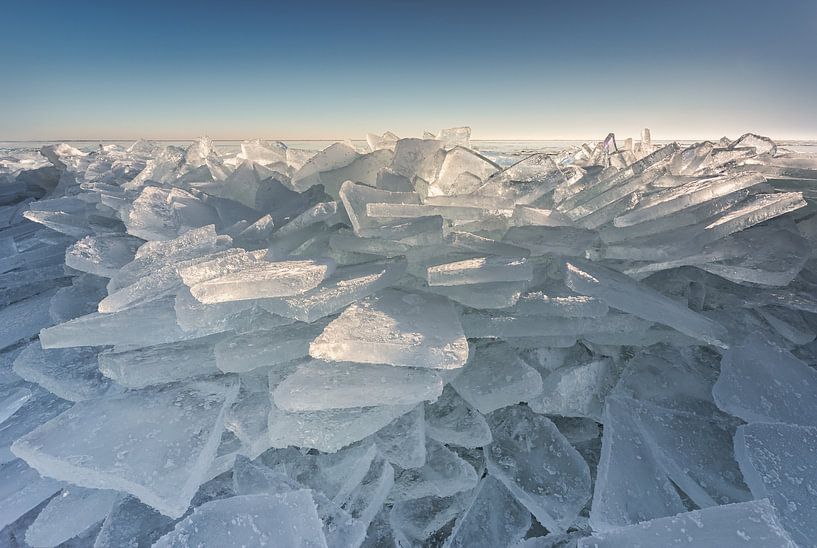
0, 128, 815, 547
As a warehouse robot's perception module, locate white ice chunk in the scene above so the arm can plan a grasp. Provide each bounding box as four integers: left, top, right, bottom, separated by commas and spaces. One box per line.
12, 379, 238, 518
310, 289, 468, 370
189, 258, 335, 303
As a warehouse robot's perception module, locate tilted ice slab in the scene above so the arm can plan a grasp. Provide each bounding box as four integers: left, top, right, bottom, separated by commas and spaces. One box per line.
189, 258, 335, 303
484, 405, 591, 532
735, 422, 817, 548
565, 260, 729, 347
273, 359, 444, 411
12, 379, 238, 518
153, 491, 328, 548
310, 288, 468, 369
713, 338, 817, 426
579, 499, 796, 548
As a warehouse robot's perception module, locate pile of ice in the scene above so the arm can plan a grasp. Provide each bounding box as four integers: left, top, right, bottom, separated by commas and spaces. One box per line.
0, 127, 816, 547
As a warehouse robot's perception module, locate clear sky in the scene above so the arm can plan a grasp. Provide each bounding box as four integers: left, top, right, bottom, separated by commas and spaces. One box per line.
2, 0, 816, 141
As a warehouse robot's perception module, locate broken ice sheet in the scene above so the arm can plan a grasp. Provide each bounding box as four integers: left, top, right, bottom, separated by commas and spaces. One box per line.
371, 404, 427, 469
444, 476, 531, 548
578, 499, 796, 548
24, 486, 119, 548
12, 379, 238, 518
565, 260, 729, 348
40, 297, 213, 349
425, 385, 492, 448
485, 405, 591, 532
390, 490, 474, 545
735, 422, 817, 548
426, 256, 533, 286
713, 337, 817, 426
527, 358, 616, 422
268, 399, 413, 454
450, 341, 543, 414
189, 257, 335, 303
273, 359, 444, 411
310, 288, 468, 369
214, 320, 325, 373
590, 395, 686, 531
153, 492, 328, 548
0, 458, 63, 530
13, 341, 110, 402
97, 333, 224, 389
390, 439, 478, 502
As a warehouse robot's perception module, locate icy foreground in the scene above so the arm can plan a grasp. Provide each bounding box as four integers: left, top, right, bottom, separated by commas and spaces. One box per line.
0, 129, 815, 547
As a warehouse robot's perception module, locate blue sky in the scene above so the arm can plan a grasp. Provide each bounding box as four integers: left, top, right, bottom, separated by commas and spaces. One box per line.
1, 0, 815, 140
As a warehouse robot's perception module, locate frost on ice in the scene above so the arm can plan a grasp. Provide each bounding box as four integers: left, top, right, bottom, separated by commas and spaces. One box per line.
0, 127, 816, 546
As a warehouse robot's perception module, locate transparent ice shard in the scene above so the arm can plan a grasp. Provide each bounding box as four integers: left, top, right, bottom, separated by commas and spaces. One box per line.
339, 180, 420, 236
391, 138, 445, 183
390, 439, 478, 502
578, 499, 796, 548
502, 226, 598, 257
485, 405, 591, 532
444, 476, 530, 548
0, 288, 58, 351
735, 422, 817, 548
259, 259, 406, 323
12, 379, 238, 518
565, 261, 728, 347
614, 172, 766, 227
431, 147, 499, 196
40, 297, 212, 349
477, 153, 567, 205
460, 310, 652, 340
426, 256, 532, 286
372, 405, 427, 469
25, 487, 119, 548
0, 459, 63, 530
274, 359, 443, 411
527, 358, 615, 421
65, 235, 141, 278
153, 491, 328, 548
590, 396, 686, 532
390, 491, 473, 545
450, 341, 542, 414
0, 384, 32, 426
310, 289, 468, 370
268, 400, 413, 454
98, 334, 223, 389
189, 258, 335, 303
125, 186, 217, 241
713, 338, 817, 427
425, 385, 492, 448
214, 320, 326, 373
93, 495, 175, 548
13, 342, 110, 402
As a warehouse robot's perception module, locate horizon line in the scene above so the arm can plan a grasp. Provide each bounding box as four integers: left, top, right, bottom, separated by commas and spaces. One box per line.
3, 136, 816, 143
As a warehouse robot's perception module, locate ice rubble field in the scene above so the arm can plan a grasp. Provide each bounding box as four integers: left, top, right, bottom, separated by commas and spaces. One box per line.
0, 127, 816, 547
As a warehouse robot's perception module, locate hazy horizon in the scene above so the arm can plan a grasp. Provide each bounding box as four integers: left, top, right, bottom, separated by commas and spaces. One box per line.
2, 0, 816, 141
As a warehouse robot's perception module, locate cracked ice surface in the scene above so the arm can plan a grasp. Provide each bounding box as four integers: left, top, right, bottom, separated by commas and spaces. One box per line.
0, 128, 816, 546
